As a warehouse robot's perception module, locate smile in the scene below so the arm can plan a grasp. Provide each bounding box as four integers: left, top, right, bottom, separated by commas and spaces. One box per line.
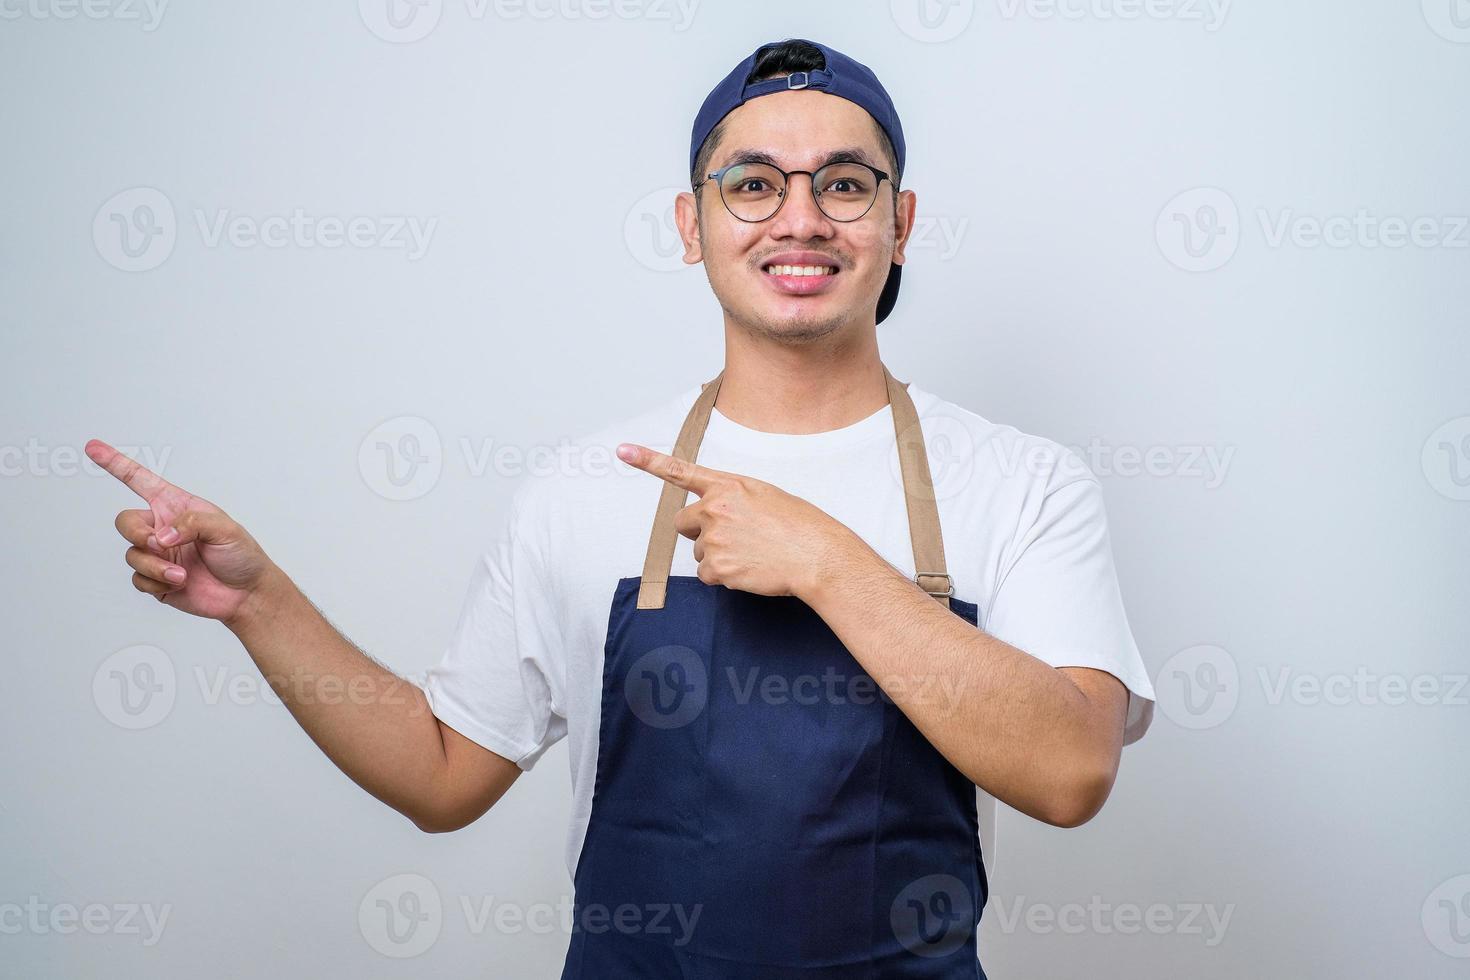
762, 264, 838, 277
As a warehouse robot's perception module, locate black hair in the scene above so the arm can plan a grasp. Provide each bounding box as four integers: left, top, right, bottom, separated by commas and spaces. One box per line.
691, 39, 902, 194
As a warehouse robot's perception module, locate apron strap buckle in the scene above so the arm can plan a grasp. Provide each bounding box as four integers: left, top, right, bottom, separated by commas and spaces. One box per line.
914, 571, 954, 599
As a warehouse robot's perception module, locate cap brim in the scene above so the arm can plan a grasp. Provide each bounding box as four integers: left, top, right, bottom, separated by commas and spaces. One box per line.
875, 262, 901, 325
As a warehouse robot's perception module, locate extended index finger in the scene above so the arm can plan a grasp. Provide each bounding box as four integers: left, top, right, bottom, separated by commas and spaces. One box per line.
85, 439, 173, 502
616, 443, 723, 497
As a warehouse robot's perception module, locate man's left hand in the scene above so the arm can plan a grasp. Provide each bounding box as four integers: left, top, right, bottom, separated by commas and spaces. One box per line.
616, 442, 861, 601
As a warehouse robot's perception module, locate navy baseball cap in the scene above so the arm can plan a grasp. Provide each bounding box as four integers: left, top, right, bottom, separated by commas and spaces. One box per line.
689, 39, 907, 325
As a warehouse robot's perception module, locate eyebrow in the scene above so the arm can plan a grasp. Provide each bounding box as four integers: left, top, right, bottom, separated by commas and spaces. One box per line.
715, 146, 883, 172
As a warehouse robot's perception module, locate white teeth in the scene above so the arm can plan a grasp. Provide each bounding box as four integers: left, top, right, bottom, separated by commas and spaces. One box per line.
765, 264, 836, 277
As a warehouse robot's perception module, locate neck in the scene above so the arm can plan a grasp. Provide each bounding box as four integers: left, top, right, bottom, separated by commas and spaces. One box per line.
713, 324, 890, 435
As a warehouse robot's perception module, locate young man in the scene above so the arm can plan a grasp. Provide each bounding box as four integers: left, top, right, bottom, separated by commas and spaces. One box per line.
90, 38, 1154, 979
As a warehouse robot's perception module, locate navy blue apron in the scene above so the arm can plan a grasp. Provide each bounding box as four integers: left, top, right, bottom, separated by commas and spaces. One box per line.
562, 365, 988, 979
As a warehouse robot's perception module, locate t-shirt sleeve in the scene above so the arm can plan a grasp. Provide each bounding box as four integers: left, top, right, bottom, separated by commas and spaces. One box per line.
411, 483, 568, 770
982, 466, 1156, 745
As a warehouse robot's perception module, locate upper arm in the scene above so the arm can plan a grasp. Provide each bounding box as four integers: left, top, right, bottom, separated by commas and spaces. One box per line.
418, 719, 524, 833
413, 483, 569, 830
1054, 665, 1129, 825
986, 469, 1157, 747
1059, 665, 1128, 759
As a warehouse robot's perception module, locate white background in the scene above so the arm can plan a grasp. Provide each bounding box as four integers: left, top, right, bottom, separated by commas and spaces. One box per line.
3, 1, 1468, 976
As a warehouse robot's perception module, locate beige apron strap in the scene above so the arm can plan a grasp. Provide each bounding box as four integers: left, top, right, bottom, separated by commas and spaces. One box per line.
883, 364, 953, 602
636, 372, 725, 609
635, 364, 950, 611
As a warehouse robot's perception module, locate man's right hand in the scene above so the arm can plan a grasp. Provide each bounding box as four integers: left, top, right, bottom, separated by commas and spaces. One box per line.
86, 438, 275, 626
85, 437, 522, 832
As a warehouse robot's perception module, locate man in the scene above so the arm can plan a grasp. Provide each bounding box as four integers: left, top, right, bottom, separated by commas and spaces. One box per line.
89, 38, 1154, 978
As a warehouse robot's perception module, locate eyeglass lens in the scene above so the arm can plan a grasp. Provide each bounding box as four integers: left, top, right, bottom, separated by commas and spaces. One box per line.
716, 162, 880, 222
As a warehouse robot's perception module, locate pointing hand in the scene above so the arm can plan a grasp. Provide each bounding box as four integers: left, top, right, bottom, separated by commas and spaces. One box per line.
87, 439, 275, 625
616, 442, 858, 601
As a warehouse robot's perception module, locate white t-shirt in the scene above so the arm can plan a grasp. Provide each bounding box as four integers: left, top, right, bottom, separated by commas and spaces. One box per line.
415, 379, 1157, 882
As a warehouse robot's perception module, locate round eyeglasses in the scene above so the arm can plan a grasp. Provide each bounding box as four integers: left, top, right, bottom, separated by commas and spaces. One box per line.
695, 161, 893, 223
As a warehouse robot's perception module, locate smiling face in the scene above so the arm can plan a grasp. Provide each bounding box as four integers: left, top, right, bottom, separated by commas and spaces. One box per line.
675, 90, 917, 344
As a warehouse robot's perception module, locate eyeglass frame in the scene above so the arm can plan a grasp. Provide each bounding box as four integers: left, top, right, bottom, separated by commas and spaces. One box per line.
694, 160, 895, 224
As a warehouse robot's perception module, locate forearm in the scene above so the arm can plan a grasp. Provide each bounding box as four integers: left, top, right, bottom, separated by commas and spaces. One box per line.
222, 564, 452, 827
803, 532, 1115, 826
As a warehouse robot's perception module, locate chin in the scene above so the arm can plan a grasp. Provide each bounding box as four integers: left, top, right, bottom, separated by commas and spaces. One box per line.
741, 304, 851, 344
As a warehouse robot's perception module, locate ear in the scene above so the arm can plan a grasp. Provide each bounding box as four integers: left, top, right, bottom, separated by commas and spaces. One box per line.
890, 188, 918, 268
674, 190, 704, 265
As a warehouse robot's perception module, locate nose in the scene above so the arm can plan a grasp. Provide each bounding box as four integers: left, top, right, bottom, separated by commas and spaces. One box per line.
766, 172, 834, 241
